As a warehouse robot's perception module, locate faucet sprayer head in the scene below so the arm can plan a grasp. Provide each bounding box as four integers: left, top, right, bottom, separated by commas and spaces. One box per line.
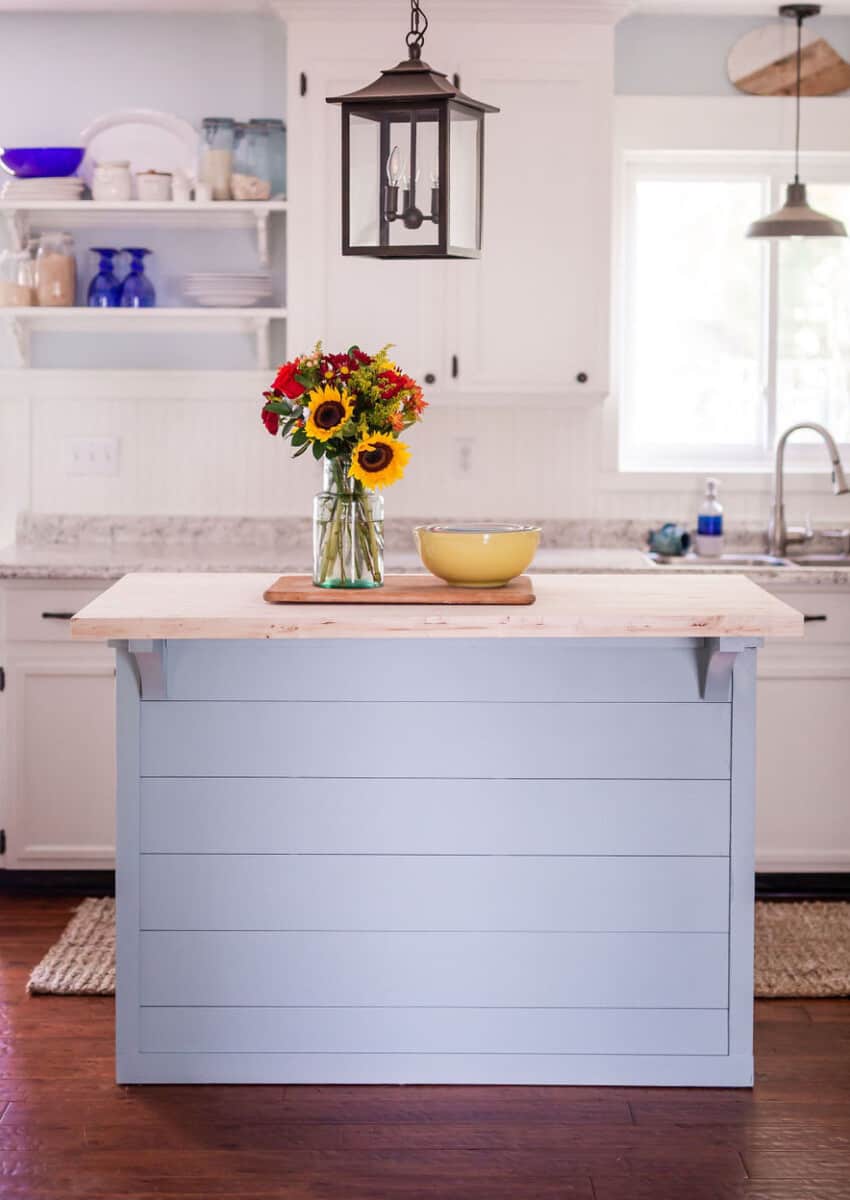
833, 457, 850, 495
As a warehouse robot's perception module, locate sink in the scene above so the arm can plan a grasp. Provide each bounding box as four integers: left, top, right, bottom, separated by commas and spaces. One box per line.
787, 553, 850, 567
645, 552, 789, 567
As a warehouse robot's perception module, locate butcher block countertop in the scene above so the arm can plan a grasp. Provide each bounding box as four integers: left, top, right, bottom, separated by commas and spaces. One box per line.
71, 571, 804, 641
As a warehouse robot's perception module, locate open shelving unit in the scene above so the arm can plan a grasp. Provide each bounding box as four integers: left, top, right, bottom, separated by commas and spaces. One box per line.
0, 305, 287, 368
0, 198, 288, 369
0, 200, 287, 266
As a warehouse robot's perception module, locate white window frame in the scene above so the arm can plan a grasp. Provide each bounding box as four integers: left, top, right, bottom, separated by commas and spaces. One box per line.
619, 150, 850, 474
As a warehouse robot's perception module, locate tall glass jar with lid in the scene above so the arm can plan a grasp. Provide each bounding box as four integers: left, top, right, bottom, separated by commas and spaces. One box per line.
199, 117, 236, 201
35, 233, 76, 307
231, 122, 272, 201
249, 119, 286, 198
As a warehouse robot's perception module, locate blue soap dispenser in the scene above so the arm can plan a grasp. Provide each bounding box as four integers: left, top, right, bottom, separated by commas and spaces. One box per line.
696, 477, 724, 557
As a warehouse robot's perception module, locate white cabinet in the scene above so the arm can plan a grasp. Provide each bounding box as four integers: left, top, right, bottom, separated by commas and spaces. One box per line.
0, 582, 115, 870
446, 58, 612, 398
756, 584, 850, 872
285, 10, 613, 400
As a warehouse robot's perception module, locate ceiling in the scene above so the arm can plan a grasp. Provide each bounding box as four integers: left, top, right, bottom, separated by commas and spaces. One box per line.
634, 0, 850, 12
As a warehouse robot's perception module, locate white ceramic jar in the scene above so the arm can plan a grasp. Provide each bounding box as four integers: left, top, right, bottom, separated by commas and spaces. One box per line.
136, 171, 173, 201
92, 161, 132, 202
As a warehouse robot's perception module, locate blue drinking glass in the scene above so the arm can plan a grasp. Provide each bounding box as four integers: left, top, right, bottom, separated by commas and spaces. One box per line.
118, 247, 156, 308
87, 247, 121, 308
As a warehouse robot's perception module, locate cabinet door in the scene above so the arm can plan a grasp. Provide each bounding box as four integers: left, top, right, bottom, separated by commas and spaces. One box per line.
4, 655, 115, 869
756, 675, 850, 871
446, 60, 611, 397
289, 54, 445, 386
756, 587, 850, 871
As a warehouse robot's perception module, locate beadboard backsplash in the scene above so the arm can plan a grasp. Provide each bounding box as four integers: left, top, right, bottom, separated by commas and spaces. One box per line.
3, 377, 850, 547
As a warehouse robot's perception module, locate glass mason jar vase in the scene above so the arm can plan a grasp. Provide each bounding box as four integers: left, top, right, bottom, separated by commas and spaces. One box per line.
313, 456, 384, 588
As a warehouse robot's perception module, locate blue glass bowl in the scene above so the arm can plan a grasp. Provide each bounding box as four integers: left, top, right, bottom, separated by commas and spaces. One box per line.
0, 147, 85, 178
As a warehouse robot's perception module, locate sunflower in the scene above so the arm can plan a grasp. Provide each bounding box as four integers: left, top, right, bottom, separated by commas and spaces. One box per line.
305, 385, 353, 442
349, 434, 410, 489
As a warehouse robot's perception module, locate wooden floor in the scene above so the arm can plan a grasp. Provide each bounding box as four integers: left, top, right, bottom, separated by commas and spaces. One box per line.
2, 895, 850, 1200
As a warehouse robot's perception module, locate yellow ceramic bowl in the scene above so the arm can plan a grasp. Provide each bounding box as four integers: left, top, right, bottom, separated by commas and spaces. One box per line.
414, 524, 541, 588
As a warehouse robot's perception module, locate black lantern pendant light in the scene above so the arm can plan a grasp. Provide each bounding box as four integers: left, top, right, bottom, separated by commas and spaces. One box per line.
326, 0, 499, 259
747, 3, 846, 239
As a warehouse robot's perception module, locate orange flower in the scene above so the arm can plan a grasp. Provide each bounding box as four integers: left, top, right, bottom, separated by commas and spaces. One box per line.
389, 410, 405, 432
404, 385, 428, 415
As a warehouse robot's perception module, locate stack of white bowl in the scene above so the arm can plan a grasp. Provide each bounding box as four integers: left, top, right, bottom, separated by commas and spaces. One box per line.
182, 273, 273, 308
1, 177, 85, 201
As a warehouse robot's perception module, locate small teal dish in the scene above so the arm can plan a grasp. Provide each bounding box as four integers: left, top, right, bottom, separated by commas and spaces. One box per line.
0, 147, 85, 178
647, 523, 691, 557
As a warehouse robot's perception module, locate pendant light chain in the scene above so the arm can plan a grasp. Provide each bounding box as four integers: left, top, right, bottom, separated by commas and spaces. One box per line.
794, 9, 802, 183
406, 0, 429, 58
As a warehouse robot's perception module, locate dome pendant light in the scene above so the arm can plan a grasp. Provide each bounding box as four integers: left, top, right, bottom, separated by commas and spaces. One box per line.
747, 3, 847, 239
326, 0, 499, 259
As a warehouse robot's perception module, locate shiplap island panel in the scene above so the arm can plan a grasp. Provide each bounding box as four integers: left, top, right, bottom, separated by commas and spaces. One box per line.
72, 572, 802, 1086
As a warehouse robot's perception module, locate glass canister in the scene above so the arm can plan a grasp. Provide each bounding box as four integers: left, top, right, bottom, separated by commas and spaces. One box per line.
249, 118, 286, 198
0, 249, 34, 306
199, 117, 236, 201
231, 122, 272, 201
35, 232, 76, 307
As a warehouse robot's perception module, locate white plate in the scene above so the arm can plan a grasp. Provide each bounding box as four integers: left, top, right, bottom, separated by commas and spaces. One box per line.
184, 284, 272, 293
186, 295, 270, 308
183, 274, 271, 284
1, 183, 85, 200
3, 180, 84, 191
79, 109, 197, 189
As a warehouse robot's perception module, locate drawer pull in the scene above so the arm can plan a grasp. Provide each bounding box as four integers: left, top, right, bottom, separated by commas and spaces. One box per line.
803, 614, 827, 623
41, 611, 75, 620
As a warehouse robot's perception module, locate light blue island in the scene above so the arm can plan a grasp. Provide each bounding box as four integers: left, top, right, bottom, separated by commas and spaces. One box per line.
72, 571, 801, 1087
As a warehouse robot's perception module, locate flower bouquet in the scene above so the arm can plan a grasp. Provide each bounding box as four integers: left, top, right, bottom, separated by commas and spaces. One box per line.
261, 344, 427, 588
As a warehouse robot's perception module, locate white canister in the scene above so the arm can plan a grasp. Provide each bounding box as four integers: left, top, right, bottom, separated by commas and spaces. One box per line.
136, 171, 173, 202
172, 169, 192, 203
92, 161, 132, 202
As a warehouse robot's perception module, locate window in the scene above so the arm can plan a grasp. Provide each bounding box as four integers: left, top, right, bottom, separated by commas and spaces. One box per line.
620, 157, 850, 472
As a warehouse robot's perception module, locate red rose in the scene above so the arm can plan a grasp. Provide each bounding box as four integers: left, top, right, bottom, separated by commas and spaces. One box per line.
378, 369, 405, 399
272, 360, 305, 400
262, 406, 280, 436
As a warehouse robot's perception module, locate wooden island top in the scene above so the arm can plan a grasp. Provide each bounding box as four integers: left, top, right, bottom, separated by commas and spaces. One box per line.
71, 571, 803, 641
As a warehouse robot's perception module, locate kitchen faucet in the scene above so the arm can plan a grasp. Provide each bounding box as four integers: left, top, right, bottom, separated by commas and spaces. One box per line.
767, 422, 850, 556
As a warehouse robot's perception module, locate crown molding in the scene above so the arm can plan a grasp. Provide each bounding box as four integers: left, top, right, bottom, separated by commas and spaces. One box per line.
271, 0, 634, 25
0, 0, 634, 19
0, 0, 270, 9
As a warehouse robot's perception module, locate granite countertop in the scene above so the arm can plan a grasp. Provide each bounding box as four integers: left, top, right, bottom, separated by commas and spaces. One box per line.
2, 515, 849, 586
0, 542, 648, 581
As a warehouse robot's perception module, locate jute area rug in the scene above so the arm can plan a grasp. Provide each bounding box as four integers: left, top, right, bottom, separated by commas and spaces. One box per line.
25, 897, 850, 1000
27, 897, 115, 996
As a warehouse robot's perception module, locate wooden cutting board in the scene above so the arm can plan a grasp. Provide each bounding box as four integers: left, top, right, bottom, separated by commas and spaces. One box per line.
263, 573, 535, 605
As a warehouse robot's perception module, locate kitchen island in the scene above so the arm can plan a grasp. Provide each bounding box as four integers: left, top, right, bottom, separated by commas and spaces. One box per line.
72, 572, 801, 1087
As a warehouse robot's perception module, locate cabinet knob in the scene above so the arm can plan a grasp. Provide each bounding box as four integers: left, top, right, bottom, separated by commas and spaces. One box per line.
576, 372, 588, 384
424, 372, 436, 385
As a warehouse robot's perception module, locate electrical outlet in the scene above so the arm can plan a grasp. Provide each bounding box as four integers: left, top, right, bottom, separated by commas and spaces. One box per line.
65, 436, 120, 477
455, 437, 475, 476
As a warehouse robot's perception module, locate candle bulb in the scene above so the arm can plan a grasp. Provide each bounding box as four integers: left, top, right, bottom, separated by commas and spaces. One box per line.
384, 145, 402, 220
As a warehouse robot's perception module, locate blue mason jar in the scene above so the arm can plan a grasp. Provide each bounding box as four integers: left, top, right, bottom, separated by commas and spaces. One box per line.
249, 118, 286, 198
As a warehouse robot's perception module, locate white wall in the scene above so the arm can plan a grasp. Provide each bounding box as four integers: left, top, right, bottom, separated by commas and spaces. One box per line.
616, 14, 850, 96
0, 12, 286, 141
